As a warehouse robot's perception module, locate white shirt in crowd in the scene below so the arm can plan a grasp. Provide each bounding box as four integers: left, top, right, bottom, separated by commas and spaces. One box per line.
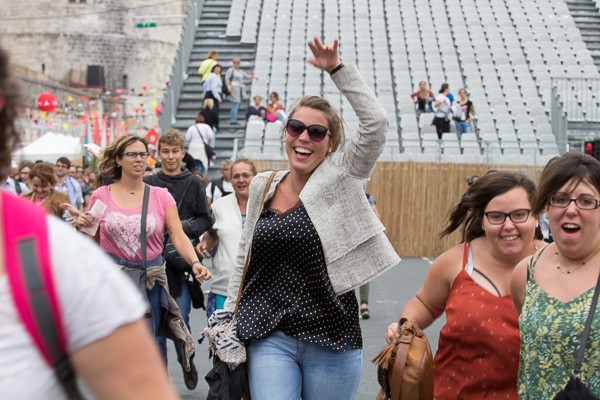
206, 180, 234, 203
0, 176, 29, 195
435, 93, 451, 118
0, 217, 146, 399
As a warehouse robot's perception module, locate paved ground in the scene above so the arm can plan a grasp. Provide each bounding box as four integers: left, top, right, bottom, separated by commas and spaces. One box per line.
166, 256, 446, 399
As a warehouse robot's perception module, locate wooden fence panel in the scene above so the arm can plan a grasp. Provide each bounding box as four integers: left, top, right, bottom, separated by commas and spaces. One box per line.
251, 159, 543, 257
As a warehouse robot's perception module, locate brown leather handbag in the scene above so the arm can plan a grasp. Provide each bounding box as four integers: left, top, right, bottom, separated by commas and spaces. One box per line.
372, 319, 434, 400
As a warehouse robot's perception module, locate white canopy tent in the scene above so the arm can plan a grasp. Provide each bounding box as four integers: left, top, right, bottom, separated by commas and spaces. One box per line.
12, 131, 82, 163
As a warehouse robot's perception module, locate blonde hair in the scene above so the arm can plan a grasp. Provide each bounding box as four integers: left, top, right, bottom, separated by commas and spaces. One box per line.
230, 158, 257, 178
208, 50, 218, 59
203, 98, 214, 110
286, 96, 346, 152
158, 129, 185, 151
232, 58, 241, 63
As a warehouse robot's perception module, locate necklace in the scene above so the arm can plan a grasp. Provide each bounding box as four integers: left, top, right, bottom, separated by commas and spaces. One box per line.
555, 246, 600, 274
119, 181, 138, 195
488, 240, 538, 269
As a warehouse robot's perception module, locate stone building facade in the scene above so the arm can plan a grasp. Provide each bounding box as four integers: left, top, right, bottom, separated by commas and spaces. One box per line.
1, 0, 191, 136
0, 0, 189, 91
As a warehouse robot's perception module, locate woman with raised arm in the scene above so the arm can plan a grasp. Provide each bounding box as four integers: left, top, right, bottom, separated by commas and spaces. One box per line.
224, 37, 400, 400
386, 171, 544, 399
511, 152, 600, 398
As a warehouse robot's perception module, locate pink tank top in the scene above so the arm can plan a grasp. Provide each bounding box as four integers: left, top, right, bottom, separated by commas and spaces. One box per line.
433, 242, 520, 399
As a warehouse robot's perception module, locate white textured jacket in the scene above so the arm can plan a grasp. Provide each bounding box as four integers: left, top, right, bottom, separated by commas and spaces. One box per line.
224, 63, 401, 310
209, 192, 243, 297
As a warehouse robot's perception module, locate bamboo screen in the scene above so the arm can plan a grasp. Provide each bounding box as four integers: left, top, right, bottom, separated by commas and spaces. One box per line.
252, 160, 543, 258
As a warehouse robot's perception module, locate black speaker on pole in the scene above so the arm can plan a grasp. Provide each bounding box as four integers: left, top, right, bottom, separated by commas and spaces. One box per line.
87, 65, 105, 87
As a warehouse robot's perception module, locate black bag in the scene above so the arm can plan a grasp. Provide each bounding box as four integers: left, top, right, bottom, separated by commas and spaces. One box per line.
123, 184, 152, 317
162, 177, 198, 271
553, 272, 600, 400
554, 376, 600, 400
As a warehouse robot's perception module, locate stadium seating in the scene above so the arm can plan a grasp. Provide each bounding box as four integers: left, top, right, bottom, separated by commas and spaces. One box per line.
227, 0, 599, 165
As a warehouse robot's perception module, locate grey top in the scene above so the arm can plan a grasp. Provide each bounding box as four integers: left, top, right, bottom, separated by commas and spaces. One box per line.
224, 63, 401, 310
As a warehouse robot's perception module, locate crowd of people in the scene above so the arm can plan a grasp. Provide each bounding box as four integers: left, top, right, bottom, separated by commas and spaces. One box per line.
412, 80, 476, 139
3, 35, 600, 400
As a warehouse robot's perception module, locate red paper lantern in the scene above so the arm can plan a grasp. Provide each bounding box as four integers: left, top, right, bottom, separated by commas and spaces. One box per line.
37, 92, 57, 112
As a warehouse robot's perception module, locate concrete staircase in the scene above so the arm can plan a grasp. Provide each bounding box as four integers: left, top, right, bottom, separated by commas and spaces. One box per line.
565, 0, 600, 70
173, 0, 257, 179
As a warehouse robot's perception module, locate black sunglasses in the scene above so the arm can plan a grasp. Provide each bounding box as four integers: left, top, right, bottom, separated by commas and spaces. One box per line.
285, 119, 329, 142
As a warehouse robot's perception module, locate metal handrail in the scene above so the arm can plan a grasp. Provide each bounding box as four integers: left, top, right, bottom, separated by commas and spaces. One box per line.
551, 77, 600, 143
159, 0, 204, 134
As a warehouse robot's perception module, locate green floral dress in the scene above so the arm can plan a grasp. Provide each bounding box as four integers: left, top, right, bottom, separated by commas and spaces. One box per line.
518, 247, 600, 399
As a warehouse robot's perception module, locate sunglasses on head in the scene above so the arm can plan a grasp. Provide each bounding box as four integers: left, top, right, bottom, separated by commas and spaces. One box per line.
285, 119, 329, 142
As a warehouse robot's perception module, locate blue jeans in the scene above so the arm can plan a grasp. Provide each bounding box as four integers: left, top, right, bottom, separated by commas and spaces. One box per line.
455, 121, 473, 136
230, 102, 240, 123
157, 282, 194, 365
146, 283, 162, 339
206, 292, 227, 320
247, 330, 362, 400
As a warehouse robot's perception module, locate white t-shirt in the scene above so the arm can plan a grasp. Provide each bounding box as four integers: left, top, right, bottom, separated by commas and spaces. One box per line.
435, 93, 451, 118
206, 180, 234, 203
185, 123, 214, 145
0, 216, 146, 399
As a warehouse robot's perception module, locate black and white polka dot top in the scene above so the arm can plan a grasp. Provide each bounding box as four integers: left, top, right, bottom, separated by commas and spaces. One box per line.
237, 201, 362, 351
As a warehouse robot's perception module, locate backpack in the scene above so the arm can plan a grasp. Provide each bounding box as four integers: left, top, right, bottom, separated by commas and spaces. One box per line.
210, 177, 233, 200
2, 192, 84, 399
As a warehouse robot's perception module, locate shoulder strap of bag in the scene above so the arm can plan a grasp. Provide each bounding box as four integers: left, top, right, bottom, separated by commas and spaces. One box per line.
572, 271, 600, 376
234, 172, 276, 313
2, 192, 84, 400
15, 180, 22, 194
141, 184, 150, 269
194, 124, 209, 145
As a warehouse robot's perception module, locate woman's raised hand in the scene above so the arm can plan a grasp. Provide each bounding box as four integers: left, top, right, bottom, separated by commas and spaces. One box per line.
307, 36, 341, 74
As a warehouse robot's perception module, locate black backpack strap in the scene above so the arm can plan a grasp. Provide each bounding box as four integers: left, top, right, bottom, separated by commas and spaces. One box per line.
573, 271, 600, 376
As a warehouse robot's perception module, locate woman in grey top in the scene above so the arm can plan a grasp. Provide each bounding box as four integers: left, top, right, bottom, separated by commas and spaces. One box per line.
225, 58, 258, 124
225, 37, 400, 400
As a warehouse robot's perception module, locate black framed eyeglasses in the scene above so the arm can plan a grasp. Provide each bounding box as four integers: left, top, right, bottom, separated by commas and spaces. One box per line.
484, 209, 531, 225
285, 119, 330, 142
548, 195, 600, 210
121, 152, 150, 159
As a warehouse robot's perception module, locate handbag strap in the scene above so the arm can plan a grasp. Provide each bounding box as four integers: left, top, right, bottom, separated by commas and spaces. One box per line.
194, 124, 209, 146
140, 184, 150, 269
573, 271, 600, 376
234, 172, 276, 313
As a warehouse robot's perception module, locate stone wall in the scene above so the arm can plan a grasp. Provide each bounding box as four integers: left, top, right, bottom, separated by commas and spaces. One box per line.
1, 0, 191, 131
